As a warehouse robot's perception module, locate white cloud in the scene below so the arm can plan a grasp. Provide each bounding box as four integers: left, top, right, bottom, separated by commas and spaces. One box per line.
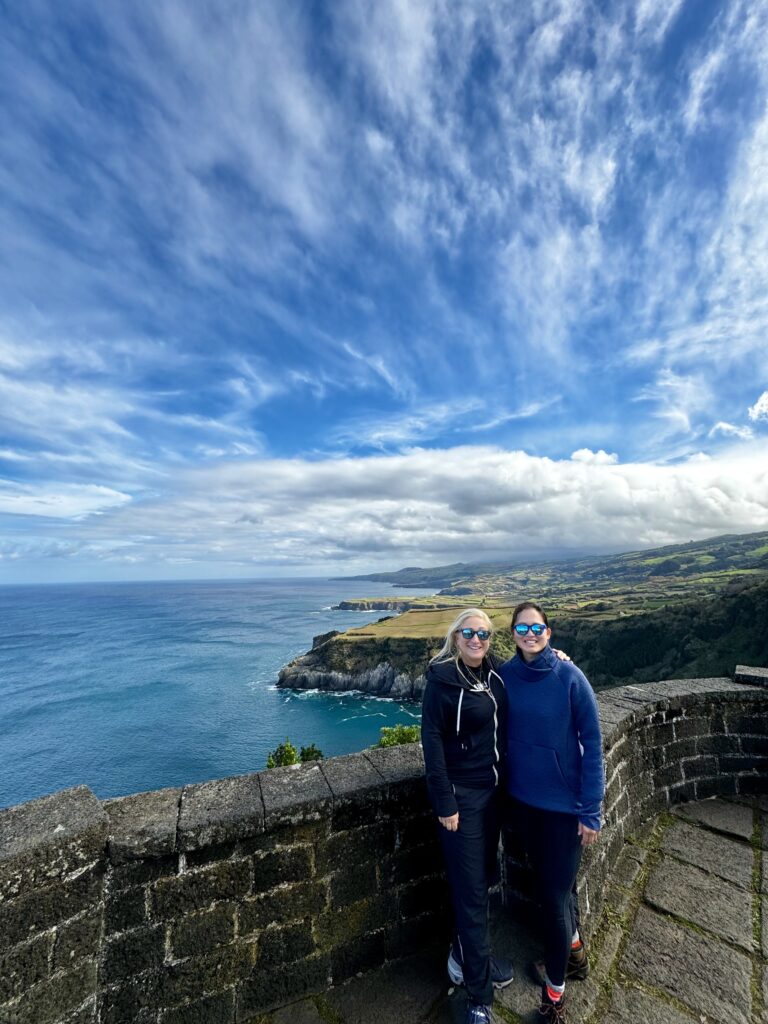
570, 448, 619, 465
708, 421, 754, 440
634, 369, 712, 438
8, 443, 766, 575
0, 483, 131, 519
748, 391, 768, 421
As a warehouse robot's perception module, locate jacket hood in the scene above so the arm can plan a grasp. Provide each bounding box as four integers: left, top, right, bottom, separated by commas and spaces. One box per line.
505, 644, 559, 682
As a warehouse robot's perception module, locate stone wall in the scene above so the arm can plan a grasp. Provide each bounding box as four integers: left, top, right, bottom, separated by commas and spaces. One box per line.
1, 671, 766, 1024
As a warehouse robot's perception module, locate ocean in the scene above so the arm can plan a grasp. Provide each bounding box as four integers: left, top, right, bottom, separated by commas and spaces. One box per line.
0, 578, 437, 811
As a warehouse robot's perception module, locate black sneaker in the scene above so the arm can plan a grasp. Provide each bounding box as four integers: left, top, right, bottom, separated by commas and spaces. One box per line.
465, 1005, 494, 1024
566, 941, 589, 981
538, 986, 567, 1022
448, 945, 514, 989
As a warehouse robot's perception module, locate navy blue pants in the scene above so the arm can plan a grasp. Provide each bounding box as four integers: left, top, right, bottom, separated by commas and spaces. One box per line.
506, 797, 582, 987
438, 783, 500, 1006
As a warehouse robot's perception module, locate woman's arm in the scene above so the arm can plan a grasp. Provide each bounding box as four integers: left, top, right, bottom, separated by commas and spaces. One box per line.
572, 670, 605, 833
421, 679, 459, 819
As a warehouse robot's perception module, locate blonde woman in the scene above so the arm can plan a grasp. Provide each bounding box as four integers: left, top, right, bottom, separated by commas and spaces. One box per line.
421, 608, 512, 1024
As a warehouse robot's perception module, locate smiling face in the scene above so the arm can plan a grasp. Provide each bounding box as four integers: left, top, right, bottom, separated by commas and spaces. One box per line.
455, 615, 491, 668
512, 606, 551, 662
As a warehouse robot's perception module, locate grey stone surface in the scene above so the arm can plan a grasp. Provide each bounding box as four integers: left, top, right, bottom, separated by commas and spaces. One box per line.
0, 786, 107, 902
259, 763, 333, 829
764, 851, 768, 894
363, 742, 424, 782
661, 818, 754, 888
645, 855, 754, 950
320, 752, 384, 800
321, 753, 386, 831
763, 966, 768, 1024
161, 989, 235, 1024
5, 959, 98, 1024
607, 984, 694, 1024
105, 788, 180, 863
0, 931, 53, 1002
735, 664, 768, 686
671, 796, 754, 839
178, 773, 264, 851
151, 858, 251, 920
610, 844, 646, 890
0, 864, 104, 952
621, 907, 752, 1024
325, 949, 444, 1023
271, 998, 325, 1024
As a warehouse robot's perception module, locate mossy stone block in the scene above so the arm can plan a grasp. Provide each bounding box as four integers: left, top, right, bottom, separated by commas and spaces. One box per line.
152, 859, 251, 921
235, 953, 330, 1017
103, 923, 165, 982
0, 865, 104, 952
5, 959, 97, 1024
0, 786, 107, 903
105, 788, 180, 864
260, 763, 333, 831
159, 943, 256, 1008
0, 931, 53, 1003
256, 921, 315, 967
161, 988, 235, 1024
252, 846, 312, 894
178, 774, 264, 852
170, 903, 236, 959
239, 880, 327, 935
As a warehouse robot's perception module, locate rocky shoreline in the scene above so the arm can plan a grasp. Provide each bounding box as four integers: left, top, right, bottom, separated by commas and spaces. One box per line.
276, 629, 433, 700
332, 598, 447, 611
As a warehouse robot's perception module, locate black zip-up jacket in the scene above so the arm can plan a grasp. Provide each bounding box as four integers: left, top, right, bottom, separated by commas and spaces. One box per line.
421, 653, 508, 818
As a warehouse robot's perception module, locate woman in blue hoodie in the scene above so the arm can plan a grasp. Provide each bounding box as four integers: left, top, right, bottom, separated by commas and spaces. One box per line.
500, 601, 604, 1023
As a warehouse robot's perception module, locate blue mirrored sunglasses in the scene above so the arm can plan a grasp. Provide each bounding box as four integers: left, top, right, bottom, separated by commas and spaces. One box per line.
459, 628, 491, 641
513, 623, 547, 636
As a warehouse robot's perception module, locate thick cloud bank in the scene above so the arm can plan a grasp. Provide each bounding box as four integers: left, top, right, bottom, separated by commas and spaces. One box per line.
3, 446, 766, 579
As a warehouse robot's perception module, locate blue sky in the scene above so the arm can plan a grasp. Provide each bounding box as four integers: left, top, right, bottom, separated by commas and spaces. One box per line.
1, 0, 767, 583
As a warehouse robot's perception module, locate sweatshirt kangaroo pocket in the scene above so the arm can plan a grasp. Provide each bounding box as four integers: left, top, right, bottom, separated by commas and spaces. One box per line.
508, 738, 575, 801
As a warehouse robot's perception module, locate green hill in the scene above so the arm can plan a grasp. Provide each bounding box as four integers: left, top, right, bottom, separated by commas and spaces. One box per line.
289, 531, 768, 695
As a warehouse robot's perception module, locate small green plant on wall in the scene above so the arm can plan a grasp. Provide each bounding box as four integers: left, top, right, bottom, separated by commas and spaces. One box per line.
376, 724, 420, 747
265, 738, 325, 769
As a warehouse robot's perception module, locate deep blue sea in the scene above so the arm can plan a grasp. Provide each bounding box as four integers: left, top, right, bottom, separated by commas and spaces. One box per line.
0, 578, 436, 811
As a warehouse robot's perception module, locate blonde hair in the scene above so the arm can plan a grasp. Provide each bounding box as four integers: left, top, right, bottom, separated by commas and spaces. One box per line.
429, 607, 493, 664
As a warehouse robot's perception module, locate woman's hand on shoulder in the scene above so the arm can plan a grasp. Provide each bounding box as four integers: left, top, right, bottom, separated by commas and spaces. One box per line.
553, 647, 571, 662
438, 813, 459, 831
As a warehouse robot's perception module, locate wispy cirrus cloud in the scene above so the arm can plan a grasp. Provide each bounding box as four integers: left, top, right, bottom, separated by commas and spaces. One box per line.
2, 0, 768, 580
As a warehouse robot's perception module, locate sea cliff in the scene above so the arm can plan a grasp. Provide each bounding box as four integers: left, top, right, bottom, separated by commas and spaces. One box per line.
276, 632, 434, 700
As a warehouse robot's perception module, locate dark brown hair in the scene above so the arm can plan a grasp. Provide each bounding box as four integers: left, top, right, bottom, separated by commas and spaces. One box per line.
511, 600, 549, 629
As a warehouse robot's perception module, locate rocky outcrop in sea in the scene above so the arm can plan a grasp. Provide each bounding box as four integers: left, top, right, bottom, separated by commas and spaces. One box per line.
276, 631, 433, 700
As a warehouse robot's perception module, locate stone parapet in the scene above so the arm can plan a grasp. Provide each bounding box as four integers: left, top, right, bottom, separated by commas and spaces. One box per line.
1, 675, 766, 1024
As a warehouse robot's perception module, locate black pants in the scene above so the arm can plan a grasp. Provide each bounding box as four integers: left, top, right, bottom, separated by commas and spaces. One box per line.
506, 797, 582, 987
438, 783, 500, 1006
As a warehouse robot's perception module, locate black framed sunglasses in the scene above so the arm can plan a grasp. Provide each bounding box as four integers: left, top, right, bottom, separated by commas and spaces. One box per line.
459, 627, 491, 641
513, 623, 547, 636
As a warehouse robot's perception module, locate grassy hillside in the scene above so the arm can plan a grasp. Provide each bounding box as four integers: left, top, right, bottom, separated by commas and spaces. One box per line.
305, 576, 768, 691
318, 530, 768, 689
337, 530, 768, 604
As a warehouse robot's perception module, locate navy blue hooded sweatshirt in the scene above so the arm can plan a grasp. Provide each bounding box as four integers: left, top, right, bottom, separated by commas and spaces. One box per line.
421, 654, 508, 818
500, 645, 604, 831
